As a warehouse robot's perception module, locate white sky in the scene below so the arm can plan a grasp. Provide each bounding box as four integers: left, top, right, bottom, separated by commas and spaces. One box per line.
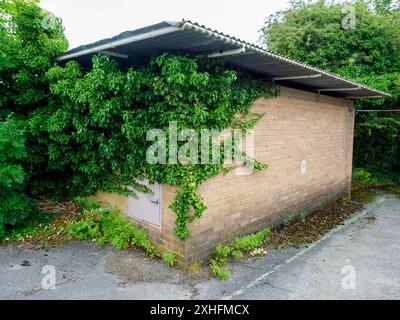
39, 0, 290, 50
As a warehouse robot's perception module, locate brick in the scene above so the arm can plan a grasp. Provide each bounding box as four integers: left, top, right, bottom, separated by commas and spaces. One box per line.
92, 86, 355, 266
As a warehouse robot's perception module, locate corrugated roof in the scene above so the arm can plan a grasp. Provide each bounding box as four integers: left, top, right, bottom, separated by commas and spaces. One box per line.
58, 19, 390, 99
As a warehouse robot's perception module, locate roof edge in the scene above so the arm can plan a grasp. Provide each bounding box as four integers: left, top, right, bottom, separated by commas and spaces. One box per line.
179, 20, 390, 98
58, 19, 391, 99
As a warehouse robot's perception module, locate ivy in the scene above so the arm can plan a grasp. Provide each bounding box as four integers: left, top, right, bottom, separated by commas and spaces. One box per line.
34, 53, 278, 239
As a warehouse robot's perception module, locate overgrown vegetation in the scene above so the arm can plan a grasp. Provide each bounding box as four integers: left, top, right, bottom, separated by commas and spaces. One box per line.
209, 185, 386, 280
0, 0, 67, 236
42, 54, 277, 240
0, 116, 37, 237
262, 0, 400, 183
2, 0, 399, 259
352, 167, 380, 184
67, 205, 156, 256
1, 196, 182, 267
0, 0, 278, 240
162, 252, 177, 266
209, 228, 270, 279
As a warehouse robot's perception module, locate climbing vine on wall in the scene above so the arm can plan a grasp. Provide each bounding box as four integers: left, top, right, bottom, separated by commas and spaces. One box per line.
32, 54, 278, 239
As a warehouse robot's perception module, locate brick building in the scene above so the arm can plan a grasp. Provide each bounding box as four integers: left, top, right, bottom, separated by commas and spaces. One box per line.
59, 20, 388, 264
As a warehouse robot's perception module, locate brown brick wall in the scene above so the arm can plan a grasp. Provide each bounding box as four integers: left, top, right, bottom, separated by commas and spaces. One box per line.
92, 86, 355, 266
165, 87, 355, 264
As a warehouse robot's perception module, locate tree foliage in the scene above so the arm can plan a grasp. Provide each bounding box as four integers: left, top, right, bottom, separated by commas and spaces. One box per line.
261, 0, 400, 180
262, 0, 400, 78
0, 0, 67, 235
1, 1, 278, 239
0, 116, 36, 236
35, 54, 277, 239
0, 0, 68, 117
0, 0, 68, 192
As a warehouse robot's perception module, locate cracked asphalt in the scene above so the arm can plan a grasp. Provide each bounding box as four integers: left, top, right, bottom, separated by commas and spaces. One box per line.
1, 193, 399, 300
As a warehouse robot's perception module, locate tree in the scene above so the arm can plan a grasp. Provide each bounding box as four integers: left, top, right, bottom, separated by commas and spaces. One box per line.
366, 0, 400, 13
0, 0, 67, 234
262, 0, 400, 78
0, 116, 35, 237
0, 0, 68, 117
261, 0, 400, 180
0, 0, 68, 195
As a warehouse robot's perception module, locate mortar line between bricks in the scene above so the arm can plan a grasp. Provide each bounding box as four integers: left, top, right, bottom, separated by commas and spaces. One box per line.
221, 196, 387, 300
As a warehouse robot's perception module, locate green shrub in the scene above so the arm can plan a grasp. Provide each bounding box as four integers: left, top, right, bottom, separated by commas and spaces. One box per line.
162, 252, 176, 266
0, 117, 37, 238
209, 228, 270, 279
38, 53, 277, 241
67, 206, 155, 255
213, 244, 231, 265
231, 250, 244, 260
354, 117, 400, 180
352, 167, 379, 184
283, 213, 295, 227
74, 197, 102, 211
210, 260, 231, 280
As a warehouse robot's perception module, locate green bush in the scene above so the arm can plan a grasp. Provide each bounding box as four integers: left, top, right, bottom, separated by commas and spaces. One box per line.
37, 53, 277, 240
0, 0, 67, 237
261, 0, 400, 186
352, 167, 379, 184
67, 207, 155, 255
162, 252, 176, 266
354, 117, 400, 181
209, 228, 270, 279
2, 1, 278, 240
74, 197, 102, 211
210, 260, 230, 280
0, 117, 36, 238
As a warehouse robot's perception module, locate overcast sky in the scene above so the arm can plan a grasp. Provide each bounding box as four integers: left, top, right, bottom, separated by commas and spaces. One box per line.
39, 0, 290, 50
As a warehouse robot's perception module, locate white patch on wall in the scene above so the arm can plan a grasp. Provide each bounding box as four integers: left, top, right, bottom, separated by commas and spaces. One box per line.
126, 179, 162, 227
301, 160, 307, 176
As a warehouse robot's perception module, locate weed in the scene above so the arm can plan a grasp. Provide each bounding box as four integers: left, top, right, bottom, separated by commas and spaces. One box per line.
187, 262, 203, 275
352, 167, 379, 184
283, 213, 295, 227
162, 252, 176, 266
74, 197, 101, 211
209, 228, 270, 279
210, 260, 231, 280
67, 206, 156, 256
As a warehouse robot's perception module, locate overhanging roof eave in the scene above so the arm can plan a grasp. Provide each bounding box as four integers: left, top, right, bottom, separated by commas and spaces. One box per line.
58, 19, 390, 99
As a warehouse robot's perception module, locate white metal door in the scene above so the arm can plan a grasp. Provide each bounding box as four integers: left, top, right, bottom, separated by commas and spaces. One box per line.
126, 179, 162, 227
